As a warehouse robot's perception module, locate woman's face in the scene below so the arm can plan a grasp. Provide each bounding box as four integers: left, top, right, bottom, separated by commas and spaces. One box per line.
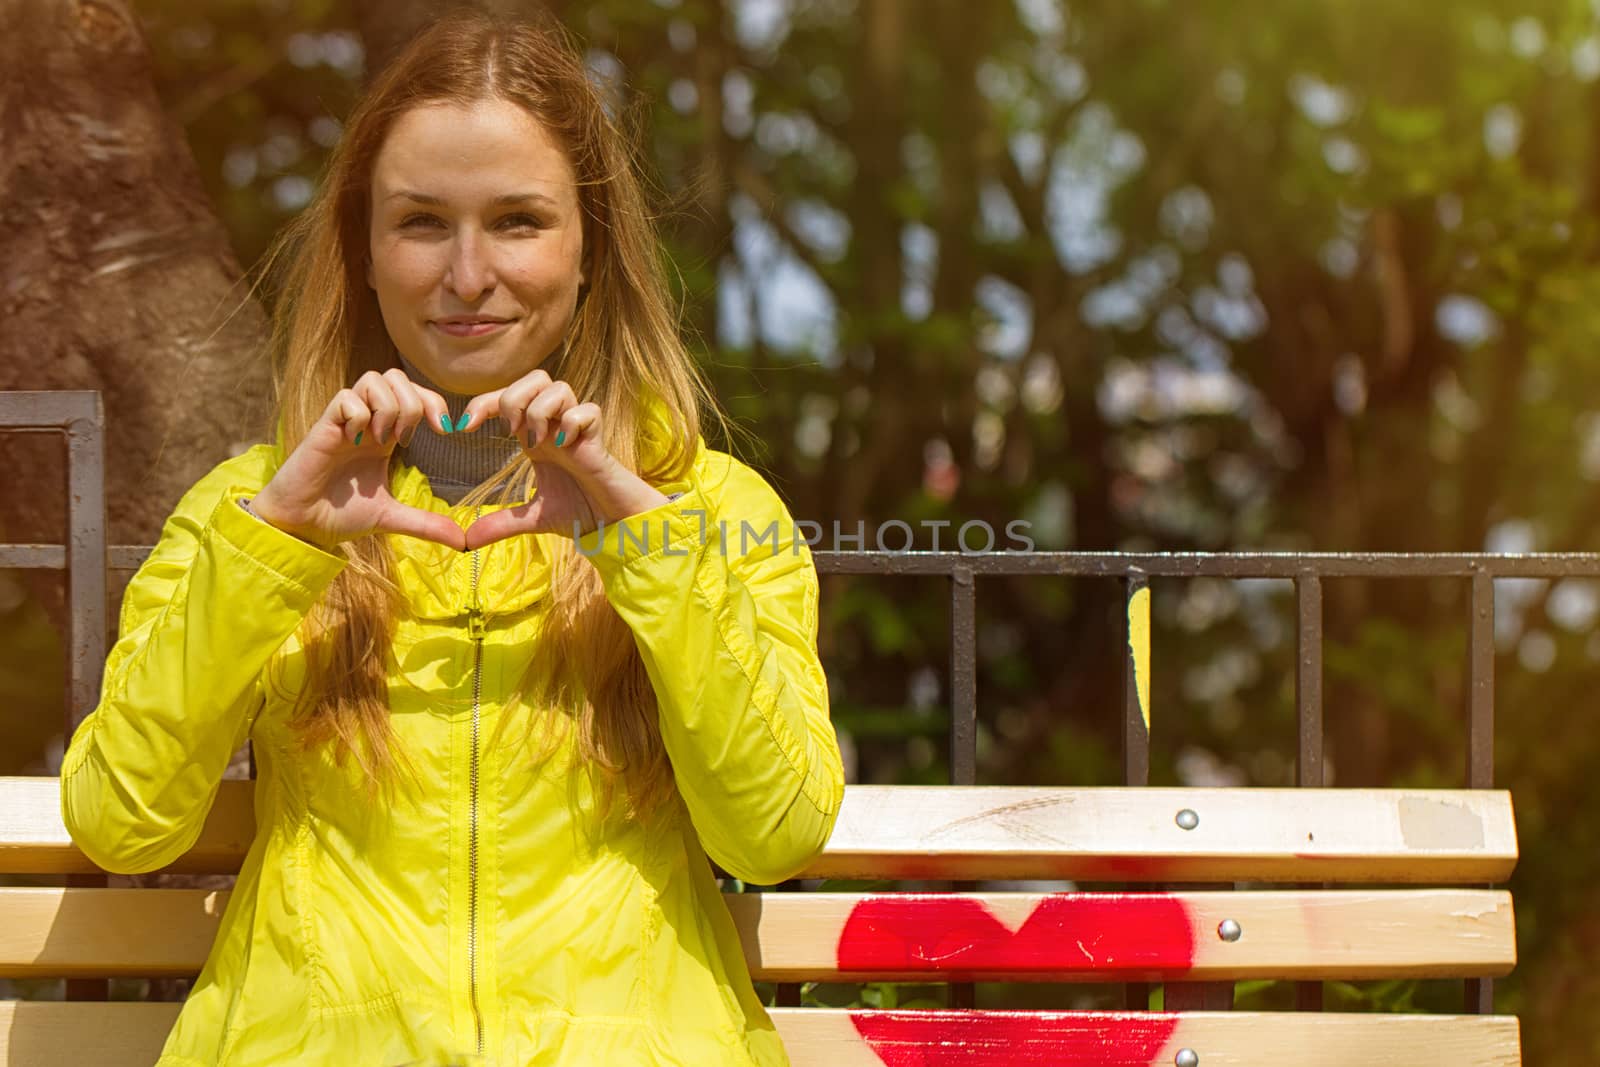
367, 97, 586, 395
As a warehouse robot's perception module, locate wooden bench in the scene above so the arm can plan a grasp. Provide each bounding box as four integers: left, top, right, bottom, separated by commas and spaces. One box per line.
1, 777, 1522, 1065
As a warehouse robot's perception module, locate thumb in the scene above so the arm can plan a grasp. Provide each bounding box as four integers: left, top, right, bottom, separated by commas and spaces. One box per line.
373, 501, 467, 551
463, 502, 547, 551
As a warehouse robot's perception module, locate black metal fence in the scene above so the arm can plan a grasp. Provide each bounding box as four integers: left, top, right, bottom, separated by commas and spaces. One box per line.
7, 391, 1591, 1016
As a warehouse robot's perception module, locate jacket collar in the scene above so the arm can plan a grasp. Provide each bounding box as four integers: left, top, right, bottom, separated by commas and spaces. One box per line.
382, 463, 555, 621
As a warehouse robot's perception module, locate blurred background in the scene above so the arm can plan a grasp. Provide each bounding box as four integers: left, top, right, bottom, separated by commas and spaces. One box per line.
3, 0, 1600, 1058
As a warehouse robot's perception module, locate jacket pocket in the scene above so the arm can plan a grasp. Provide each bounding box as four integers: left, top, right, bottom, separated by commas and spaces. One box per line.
301, 811, 448, 1015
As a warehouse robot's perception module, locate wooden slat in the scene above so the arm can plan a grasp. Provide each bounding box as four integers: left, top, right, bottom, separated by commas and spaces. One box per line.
2, 779, 1518, 883
3, 886, 1516, 984
0, 1003, 1522, 1066
0, 778, 253, 875
728, 889, 1516, 982
812, 786, 1518, 883
0, 1001, 180, 1066
0, 888, 224, 978
769, 1009, 1523, 1066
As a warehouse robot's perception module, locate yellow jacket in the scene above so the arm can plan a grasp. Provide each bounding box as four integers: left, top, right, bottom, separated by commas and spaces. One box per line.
60, 437, 845, 1066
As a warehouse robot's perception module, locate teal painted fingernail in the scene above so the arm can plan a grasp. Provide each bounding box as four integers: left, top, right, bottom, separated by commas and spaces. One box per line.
457, 411, 472, 431
354, 431, 363, 446
554, 430, 566, 447
440, 414, 453, 433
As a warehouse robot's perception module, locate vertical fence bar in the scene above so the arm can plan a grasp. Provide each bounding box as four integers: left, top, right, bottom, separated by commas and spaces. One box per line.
62, 393, 109, 1003
1123, 572, 1151, 1011
949, 565, 978, 788
1467, 570, 1495, 789
1294, 574, 1325, 1012
64, 394, 107, 732
1465, 569, 1495, 1015
773, 875, 802, 1007
1295, 575, 1325, 787
948, 564, 978, 1010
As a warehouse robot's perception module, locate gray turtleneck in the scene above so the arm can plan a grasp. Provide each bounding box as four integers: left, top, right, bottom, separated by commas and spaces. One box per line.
397, 356, 523, 504
392, 357, 684, 509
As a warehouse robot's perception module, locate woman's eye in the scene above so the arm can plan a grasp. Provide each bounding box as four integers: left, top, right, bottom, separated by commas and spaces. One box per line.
499, 213, 544, 230
399, 213, 443, 229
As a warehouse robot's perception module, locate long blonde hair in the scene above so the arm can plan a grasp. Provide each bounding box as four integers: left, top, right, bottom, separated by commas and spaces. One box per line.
256, 10, 734, 823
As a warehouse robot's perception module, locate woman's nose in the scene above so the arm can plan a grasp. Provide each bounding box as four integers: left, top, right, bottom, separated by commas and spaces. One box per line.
444, 232, 495, 301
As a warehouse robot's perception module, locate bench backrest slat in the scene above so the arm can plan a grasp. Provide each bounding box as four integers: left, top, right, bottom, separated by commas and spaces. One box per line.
1, 777, 252, 875
0, 1002, 1524, 1067
1, 886, 1516, 983
0, 779, 1519, 884
817, 786, 1518, 883
728, 888, 1516, 982
768, 1007, 1523, 1067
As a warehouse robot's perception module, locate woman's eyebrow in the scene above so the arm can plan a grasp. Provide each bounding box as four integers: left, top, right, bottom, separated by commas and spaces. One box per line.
385, 190, 561, 208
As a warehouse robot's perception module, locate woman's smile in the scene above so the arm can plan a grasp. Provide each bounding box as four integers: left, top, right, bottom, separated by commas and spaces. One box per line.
431, 317, 516, 338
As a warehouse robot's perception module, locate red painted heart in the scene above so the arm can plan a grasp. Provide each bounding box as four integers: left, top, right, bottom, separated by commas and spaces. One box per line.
849, 1009, 1182, 1067
836, 893, 1196, 979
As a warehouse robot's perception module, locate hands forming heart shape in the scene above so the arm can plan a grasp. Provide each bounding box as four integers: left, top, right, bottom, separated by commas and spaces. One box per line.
249, 366, 669, 553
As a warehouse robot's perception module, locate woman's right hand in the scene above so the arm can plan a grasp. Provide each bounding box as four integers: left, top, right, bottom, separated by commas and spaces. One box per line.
248, 369, 467, 551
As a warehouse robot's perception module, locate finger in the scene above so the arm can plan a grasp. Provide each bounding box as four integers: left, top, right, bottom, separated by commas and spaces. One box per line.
324, 388, 372, 445
463, 502, 543, 551
524, 381, 577, 449
501, 368, 554, 437
553, 401, 600, 449
414, 386, 452, 437
373, 501, 467, 551
454, 386, 504, 435
384, 368, 426, 446
463, 368, 553, 437
353, 371, 401, 446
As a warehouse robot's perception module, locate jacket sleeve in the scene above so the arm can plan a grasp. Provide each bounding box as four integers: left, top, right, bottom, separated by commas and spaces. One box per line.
60, 452, 347, 874
576, 452, 845, 885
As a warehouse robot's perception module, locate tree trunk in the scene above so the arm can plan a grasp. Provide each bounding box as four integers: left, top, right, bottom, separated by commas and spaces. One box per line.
0, 0, 271, 549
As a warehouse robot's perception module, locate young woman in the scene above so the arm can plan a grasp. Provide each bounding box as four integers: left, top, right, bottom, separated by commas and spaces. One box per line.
60, 12, 844, 1065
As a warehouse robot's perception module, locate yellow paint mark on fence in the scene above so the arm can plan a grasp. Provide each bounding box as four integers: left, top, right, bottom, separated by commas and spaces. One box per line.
1128, 586, 1151, 731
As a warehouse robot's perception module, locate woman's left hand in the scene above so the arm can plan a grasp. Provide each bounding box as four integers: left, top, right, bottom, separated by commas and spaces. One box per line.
457, 368, 670, 550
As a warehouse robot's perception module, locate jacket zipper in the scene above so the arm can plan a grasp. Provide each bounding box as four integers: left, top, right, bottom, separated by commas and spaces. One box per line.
467, 543, 486, 1057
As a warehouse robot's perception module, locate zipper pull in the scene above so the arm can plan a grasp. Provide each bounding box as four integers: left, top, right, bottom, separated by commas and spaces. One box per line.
467, 607, 487, 642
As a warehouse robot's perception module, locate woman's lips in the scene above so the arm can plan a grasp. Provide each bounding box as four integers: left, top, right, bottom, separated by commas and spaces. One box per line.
431, 319, 511, 338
